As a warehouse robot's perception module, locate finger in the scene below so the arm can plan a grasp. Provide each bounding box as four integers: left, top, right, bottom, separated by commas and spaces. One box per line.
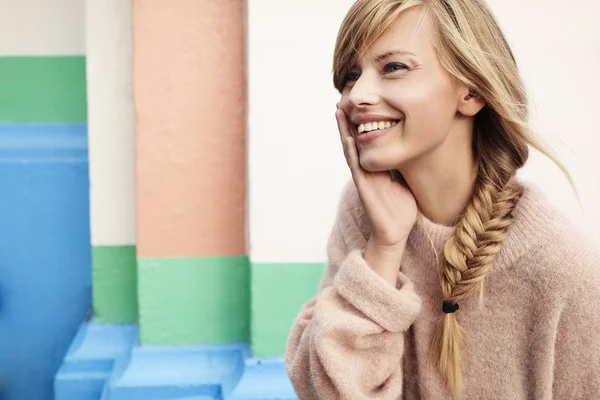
336, 109, 353, 169
336, 109, 363, 181
335, 109, 351, 145
344, 136, 362, 180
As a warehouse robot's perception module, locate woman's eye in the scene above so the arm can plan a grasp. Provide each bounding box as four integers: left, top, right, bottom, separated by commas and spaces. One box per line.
383, 63, 407, 73
344, 71, 360, 85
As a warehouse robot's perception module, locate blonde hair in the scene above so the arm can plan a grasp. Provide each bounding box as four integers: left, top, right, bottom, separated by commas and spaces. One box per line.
333, 0, 575, 397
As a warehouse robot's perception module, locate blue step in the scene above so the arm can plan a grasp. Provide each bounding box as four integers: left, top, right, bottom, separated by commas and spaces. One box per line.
55, 320, 299, 400
54, 320, 138, 400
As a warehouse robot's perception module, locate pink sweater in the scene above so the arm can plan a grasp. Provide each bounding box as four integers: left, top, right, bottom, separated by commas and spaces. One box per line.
286, 178, 600, 399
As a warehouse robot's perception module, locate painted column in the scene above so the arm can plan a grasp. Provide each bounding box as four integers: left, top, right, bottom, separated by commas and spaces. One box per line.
0, 1, 90, 399
134, 0, 249, 345
87, 0, 138, 324
54, 1, 139, 399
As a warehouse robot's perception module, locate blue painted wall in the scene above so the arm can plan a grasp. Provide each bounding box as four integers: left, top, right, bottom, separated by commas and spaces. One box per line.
0, 124, 92, 400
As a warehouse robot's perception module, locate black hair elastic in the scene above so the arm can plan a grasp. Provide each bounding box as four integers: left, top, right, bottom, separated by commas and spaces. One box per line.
442, 301, 460, 314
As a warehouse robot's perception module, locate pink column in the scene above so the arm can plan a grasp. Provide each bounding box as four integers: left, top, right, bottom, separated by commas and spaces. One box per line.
134, 0, 246, 258
133, 0, 247, 345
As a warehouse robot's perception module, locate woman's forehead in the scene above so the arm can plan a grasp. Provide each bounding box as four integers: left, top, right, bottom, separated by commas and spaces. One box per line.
353, 8, 433, 64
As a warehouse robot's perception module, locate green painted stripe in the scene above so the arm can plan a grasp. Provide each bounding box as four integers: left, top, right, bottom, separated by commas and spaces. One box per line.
251, 262, 324, 357
138, 256, 250, 345
0, 56, 86, 122
92, 245, 138, 323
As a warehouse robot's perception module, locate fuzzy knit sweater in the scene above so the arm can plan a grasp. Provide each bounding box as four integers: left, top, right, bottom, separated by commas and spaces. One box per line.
285, 178, 600, 399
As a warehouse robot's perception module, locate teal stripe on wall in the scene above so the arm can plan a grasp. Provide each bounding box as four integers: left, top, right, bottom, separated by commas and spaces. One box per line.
251, 262, 325, 357
0, 56, 86, 122
138, 256, 250, 345
93, 245, 138, 323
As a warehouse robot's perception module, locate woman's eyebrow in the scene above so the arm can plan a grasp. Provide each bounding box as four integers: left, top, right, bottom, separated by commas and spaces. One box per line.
374, 49, 418, 62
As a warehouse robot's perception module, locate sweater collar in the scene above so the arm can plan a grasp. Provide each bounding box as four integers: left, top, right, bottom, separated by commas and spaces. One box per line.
407, 178, 560, 273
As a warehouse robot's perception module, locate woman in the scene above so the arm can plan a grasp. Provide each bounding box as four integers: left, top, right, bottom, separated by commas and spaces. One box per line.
285, 0, 600, 399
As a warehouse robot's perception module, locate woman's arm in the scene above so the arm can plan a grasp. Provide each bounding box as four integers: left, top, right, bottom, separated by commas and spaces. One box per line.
552, 255, 600, 398
285, 182, 422, 399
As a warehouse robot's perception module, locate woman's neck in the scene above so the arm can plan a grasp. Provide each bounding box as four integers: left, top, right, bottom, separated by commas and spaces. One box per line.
408, 167, 477, 226
398, 130, 478, 226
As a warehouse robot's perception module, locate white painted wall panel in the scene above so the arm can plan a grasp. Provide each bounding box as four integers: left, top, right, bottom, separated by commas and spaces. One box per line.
87, 0, 136, 245
0, 0, 85, 56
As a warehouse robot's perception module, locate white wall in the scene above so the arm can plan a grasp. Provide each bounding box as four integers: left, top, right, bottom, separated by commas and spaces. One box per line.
249, 0, 356, 263
248, 0, 600, 263
488, 0, 600, 241
0, 0, 84, 56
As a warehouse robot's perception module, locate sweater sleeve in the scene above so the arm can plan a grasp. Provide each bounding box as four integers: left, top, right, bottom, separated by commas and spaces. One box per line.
552, 259, 600, 399
285, 180, 422, 400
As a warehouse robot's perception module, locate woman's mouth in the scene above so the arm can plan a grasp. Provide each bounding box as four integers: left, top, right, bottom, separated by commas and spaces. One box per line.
355, 119, 400, 144
357, 120, 398, 134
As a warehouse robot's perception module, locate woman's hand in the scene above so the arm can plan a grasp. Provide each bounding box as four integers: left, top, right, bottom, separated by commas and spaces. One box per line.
335, 106, 418, 250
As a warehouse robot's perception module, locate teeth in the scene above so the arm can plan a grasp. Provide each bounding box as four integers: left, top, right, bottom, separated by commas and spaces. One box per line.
357, 120, 398, 134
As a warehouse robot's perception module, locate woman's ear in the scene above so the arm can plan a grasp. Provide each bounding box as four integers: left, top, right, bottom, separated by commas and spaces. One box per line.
457, 87, 486, 117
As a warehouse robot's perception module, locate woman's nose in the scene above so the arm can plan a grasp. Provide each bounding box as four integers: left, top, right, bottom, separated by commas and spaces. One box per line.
348, 79, 380, 108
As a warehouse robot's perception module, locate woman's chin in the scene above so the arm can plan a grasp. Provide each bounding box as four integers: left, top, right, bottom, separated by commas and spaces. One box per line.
358, 154, 396, 172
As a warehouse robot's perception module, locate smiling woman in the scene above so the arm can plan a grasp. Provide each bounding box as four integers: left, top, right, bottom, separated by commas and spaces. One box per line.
336, 6, 489, 181
285, 0, 600, 399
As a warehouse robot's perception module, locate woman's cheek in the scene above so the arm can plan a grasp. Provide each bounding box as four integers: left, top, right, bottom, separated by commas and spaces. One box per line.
399, 96, 455, 147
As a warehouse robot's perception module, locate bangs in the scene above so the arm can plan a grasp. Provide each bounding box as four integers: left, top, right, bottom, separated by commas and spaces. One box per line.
332, 0, 423, 92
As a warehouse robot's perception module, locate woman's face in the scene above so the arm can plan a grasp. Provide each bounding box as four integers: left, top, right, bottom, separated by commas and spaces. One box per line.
339, 7, 467, 172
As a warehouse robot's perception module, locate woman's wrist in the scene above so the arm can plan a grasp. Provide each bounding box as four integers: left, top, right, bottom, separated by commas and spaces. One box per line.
363, 239, 407, 287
